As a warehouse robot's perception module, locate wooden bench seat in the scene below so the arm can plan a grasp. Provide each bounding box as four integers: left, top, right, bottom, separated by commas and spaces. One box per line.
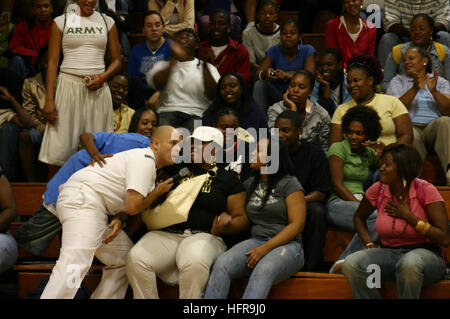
10, 183, 60, 259
12, 183, 46, 217
14, 264, 104, 299
14, 265, 450, 299
10, 183, 450, 299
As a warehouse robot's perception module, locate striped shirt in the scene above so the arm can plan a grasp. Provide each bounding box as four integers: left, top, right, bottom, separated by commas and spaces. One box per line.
383, 0, 450, 32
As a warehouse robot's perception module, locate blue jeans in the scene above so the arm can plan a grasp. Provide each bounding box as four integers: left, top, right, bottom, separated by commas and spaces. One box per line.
343, 247, 446, 299
7, 56, 37, 80
252, 80, 284, 113
0, 233, 18, 273
13, 205, 61, 256
0, 122, 42, 181
327, 197, 379, 261
204, 238, 304, 299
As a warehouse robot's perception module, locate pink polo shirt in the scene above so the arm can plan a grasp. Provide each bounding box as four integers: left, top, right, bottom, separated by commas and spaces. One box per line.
365, 179, 444, 247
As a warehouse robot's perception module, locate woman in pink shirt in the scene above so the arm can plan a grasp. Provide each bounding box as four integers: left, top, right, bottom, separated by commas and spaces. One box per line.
325, 0, 377, 68
342, 144, 450, 298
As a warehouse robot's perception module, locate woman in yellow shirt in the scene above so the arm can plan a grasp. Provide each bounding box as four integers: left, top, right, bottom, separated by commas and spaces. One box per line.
329, 54, 413, 148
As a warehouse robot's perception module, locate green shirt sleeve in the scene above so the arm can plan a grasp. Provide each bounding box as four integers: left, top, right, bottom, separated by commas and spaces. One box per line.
327, 140, 347, 161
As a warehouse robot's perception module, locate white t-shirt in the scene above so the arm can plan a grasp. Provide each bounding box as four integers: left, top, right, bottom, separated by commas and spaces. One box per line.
62, 147, 156, 215
341, 16, 363, 42
146, 58, 221, 117
211, 44, 228, 57
331, 84, 341, 105
54, 11, 115, 75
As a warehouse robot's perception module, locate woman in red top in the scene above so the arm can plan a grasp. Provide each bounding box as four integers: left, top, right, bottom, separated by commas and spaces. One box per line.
342, 144, 450, 298
325, 0, 377, 68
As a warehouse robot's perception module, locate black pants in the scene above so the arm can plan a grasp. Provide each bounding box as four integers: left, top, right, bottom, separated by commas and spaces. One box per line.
302, 201, 329, 271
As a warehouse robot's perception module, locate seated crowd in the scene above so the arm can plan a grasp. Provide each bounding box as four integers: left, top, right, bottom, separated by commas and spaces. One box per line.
0, 0, 449, 300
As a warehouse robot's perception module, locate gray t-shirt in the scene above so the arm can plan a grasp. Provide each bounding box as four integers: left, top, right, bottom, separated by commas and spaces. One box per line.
244, 175, 304, 244
242, 24, 280, 65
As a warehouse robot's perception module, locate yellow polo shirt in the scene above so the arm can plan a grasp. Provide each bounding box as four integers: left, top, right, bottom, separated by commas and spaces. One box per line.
113, 103, 135, 134
331, 93, 409, 145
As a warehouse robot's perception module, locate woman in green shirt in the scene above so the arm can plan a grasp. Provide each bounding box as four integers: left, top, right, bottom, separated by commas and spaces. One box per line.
327, 105, 382, 273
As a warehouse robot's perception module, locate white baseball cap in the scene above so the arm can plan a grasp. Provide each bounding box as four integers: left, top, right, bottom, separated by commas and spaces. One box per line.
187, 126, 224, 148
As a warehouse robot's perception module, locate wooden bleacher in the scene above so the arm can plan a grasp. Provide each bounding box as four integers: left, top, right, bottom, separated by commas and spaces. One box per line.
9, 180, 450, 299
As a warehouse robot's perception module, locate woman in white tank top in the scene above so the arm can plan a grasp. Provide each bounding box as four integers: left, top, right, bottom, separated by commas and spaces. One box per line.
39, 0, 121, 167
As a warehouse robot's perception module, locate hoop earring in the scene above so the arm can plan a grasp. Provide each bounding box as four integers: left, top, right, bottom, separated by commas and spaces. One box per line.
209, 155, 217, 166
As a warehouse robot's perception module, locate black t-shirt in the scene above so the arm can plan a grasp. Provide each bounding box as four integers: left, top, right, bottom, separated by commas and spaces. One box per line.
0, 67, 23, 109
290, 141, 330, 196
162, 163, 245, 234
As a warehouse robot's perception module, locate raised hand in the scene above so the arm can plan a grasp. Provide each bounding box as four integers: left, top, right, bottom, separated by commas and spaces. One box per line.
412, 71, 426, 91
283, 90, 297, 112
426, 69, 439, 93
171, 41, 190, 61
362, 140, 386, 156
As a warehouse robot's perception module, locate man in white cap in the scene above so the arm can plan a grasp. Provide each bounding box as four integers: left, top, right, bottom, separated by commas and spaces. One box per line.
41, 125, 181, 299
126, 126, 249, 299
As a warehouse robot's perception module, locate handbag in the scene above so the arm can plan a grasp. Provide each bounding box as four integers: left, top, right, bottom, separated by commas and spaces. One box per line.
141, 166, 218, 230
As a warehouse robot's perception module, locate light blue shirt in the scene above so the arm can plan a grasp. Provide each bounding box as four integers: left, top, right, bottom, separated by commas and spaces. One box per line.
386, 73, 450, 124
310, 73, 352, 110
381, 41, 450, 92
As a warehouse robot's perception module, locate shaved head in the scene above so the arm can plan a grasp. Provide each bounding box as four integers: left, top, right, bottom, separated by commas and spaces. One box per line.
151, 125, 175, 143
150, 126, 182, 168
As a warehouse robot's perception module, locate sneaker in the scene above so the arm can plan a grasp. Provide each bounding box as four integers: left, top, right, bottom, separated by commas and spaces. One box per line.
329, 259, 344, 274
